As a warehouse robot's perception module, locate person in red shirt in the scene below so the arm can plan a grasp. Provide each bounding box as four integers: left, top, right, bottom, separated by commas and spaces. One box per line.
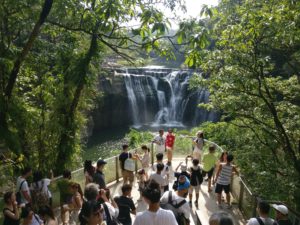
165, 128, 175, 163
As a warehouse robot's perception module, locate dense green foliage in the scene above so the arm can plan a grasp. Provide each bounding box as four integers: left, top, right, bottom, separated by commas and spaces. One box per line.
180, 0, 300, 210
0, 0, 184, 176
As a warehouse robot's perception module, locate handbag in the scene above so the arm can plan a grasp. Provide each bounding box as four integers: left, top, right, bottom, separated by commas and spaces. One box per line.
124, 153, 135, 172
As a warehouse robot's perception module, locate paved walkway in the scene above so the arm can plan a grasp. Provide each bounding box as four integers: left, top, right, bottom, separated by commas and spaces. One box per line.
55, 158, 247, 225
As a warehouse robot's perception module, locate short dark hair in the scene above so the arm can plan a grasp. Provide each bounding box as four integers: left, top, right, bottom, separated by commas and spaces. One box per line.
209, 145, 216, 152
33, 171, 43, 183
258, 200, 270, 214
63, 170, 71, 179
156, 163, 164, 172
227, 154, 234, 162
156, 153, 163, 161
141, 145, 148, 150
122, 144, 129, 150
209, 211, 234, 225
21, 205, 33, 218
21, 167, 32, 176
121, 184, 132, 194
142, 180, 161, 203
192, 159, 199, 166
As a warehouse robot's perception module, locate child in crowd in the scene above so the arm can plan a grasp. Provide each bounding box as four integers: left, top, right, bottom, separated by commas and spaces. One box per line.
173, 162, 191, 191
152, 153, 171, 192
136, 169, 146, 201
149, 163, 166, 193
188, 159, 203, 206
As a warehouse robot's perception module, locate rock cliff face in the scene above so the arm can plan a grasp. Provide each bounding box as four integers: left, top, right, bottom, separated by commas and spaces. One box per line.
90, 68, 219, 132
91, 73, 131, 132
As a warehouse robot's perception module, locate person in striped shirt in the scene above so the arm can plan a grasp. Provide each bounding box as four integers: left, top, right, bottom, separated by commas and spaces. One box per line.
214, 154, 238, 208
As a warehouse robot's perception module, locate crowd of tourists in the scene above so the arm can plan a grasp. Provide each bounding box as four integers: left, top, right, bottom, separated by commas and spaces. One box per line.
2, 129, 293, 225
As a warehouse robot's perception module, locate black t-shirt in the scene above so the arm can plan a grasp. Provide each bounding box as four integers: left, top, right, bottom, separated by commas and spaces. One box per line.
114, 196, 136, 224
119, 152, 132, 170
93, 170, 106, 189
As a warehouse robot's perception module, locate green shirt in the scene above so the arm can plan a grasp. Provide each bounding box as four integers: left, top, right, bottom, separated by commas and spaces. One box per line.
202, 153, 218, 172
57, 178, 72, 204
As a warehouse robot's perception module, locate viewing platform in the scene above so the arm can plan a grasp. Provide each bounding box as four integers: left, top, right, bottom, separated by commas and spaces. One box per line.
1, 139, 300, 225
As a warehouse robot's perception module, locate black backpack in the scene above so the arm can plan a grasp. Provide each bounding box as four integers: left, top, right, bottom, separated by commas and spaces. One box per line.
190, 166, 203, 186
103, 203, 122, 225
160, 191, 189, 225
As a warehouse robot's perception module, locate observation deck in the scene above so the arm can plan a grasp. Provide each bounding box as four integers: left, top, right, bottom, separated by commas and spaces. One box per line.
1, 139, 299, 225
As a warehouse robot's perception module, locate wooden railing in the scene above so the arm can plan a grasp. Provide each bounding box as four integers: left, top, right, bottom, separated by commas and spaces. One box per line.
1, 138, 299, 224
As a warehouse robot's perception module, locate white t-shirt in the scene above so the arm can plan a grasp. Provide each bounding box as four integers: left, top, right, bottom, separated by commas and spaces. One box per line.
104, 202, 119, 220
160, 191, 190, 220
133, 208, 178, 225
152, 163, 171, 186
149, 173, 166, 192
31, 178, 52, 198
141, 152, 150, 168
247, 217, 275, 225
153, 135, 166, 154
16, 177, 30, 204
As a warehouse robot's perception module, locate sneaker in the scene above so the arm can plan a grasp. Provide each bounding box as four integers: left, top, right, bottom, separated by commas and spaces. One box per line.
194, 200, 198, 206
189, 201, 192, 205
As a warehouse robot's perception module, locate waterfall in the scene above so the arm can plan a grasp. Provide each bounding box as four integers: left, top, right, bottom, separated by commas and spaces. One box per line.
119, 68, 218, 127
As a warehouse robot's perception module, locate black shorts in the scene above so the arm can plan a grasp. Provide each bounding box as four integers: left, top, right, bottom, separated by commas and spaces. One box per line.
215, 183, 230, 194
202, 167, 214, 179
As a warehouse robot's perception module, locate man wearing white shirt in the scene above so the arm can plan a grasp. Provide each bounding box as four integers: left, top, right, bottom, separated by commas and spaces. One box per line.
247, 201, 276, 225
133, 180, 178, 225
153, 129, 166, 155
16, 167, 32, 206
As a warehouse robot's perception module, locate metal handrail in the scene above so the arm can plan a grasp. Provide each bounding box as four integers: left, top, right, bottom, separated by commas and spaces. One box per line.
1, 138, 299, 224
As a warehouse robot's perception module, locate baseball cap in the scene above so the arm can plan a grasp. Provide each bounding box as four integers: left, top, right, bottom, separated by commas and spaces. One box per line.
97, 159, 107, 166
180, 164, 187, 172
272, 204, 288, 215
177, 175, 190, 191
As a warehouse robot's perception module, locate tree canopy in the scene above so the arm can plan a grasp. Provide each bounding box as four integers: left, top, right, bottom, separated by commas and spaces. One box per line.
182, 0, 300, 210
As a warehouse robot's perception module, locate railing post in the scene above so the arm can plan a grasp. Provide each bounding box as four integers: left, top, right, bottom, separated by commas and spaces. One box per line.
151, 142, 154, 165
252, 196, 258, 217
135, 156, 138, 173
238, 179, 245, 210
115, 156, 119, 182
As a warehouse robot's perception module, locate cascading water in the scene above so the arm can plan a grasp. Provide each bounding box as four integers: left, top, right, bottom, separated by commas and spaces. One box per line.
118, 68, 218, 128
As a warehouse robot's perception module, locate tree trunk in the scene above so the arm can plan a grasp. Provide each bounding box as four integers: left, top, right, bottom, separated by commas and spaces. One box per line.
55, 24, 99, 173
0, 0, 53, 151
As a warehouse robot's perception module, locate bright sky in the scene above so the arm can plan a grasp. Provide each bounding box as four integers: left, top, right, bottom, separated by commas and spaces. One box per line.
182, 0, 219, 18
166, 0, 220, 28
